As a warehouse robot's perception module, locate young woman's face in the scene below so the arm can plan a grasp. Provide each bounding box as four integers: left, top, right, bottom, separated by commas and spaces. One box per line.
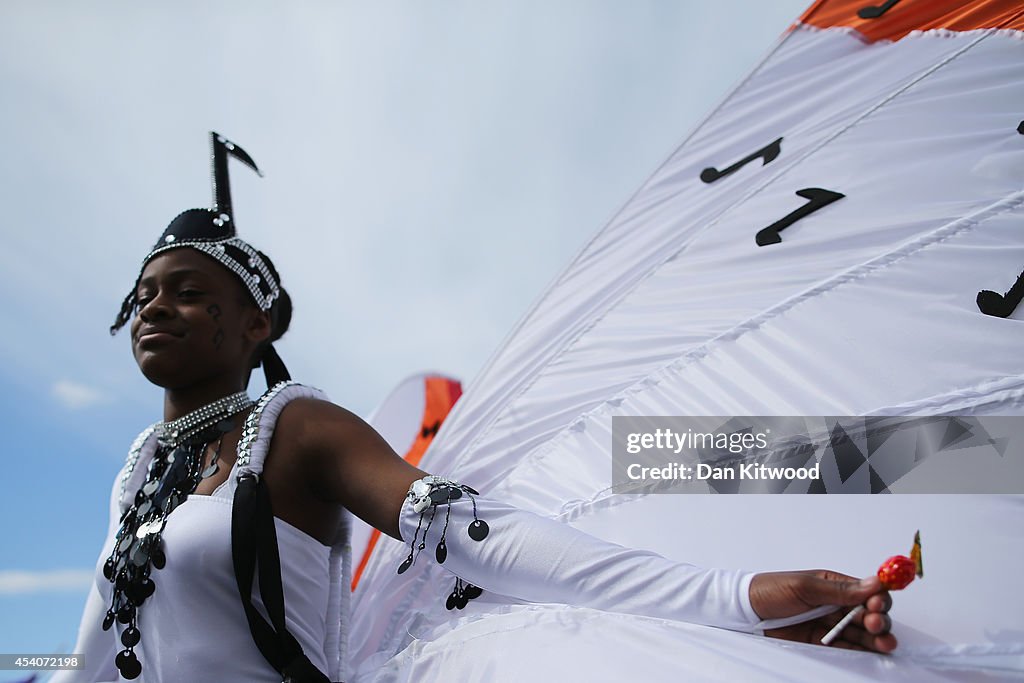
130, 249, 270, 389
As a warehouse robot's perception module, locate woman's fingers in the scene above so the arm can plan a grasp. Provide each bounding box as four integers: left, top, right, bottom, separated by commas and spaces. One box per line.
866, 591, 893, 614
830, 621, 899, 653
862, 610, 892, 635
811, 592, 895, 652
872, 632, 899, 653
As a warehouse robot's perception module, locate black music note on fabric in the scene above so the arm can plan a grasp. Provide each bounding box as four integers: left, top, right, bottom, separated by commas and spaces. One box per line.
1017, 120, 1023, 135
977, 269, 1024, 318
700, 137, 783, 184
857, 0, 901, 19
755, 188, 845, 246
421, 420, 441, 439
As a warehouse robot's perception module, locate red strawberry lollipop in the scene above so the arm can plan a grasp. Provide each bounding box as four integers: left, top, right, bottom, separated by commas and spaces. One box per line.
878, 530, 924, 590
878, 558, 915, 589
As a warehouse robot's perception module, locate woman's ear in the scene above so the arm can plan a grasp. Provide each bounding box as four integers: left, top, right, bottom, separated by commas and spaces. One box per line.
245, 308, 273, 345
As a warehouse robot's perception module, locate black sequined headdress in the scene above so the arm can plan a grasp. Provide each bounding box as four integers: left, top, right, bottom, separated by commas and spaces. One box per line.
111, 132, 290, 386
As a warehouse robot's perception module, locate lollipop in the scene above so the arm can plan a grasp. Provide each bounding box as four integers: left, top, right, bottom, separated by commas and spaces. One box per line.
878, 530, 924, 590
821, 531, 923, 645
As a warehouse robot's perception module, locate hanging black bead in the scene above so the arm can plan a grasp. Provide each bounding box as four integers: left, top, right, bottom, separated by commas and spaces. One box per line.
121, 626, 141, 648
435, 500, 452, 564
396, 499, 427, 576
115, 648, 142, 679
151, 540, 166, 569
429, 487, 453, 505
468, 519, 489, 541
444, 578, 481, 611
117, 604, 135, 625
125, 576, 155, 606
125, 581, 144, 606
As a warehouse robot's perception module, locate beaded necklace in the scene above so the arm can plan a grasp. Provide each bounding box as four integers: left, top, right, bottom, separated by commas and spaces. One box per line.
102, 391, 254, 679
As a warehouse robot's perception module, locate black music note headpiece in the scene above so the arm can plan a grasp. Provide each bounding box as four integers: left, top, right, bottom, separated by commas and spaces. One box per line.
110, 132, 291, 386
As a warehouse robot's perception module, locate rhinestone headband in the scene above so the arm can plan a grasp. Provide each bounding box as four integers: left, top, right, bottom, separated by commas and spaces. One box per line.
139, 235, 279, 312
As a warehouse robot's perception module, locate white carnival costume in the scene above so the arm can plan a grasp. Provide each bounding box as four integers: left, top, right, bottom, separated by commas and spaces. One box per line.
63, 381, 811, 681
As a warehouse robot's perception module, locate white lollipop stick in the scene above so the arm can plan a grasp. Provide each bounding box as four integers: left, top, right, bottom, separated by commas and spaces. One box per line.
820, 604, 864, 645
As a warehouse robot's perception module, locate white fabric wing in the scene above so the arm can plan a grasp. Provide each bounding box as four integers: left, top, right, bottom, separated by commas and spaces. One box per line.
352, 5, 1024, 680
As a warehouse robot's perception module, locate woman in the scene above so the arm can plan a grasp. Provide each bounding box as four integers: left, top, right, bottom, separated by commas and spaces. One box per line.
58, 133, 896, 683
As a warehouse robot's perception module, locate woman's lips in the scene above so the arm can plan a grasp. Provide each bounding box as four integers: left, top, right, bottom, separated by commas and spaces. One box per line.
136, 331, 181, 347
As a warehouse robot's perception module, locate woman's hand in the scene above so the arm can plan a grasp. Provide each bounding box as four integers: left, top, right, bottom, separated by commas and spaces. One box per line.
749, 570, 897, 653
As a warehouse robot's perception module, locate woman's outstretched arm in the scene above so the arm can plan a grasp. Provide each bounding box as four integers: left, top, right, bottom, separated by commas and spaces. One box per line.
276, 397, 895, 652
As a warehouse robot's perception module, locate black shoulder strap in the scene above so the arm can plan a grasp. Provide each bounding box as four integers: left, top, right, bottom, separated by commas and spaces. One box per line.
232, 473, 337, 683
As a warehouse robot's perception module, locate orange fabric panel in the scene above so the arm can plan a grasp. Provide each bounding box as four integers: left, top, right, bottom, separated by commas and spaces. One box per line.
401, 377, 463, 468
797, 0, 1024, 42
351, 376, 463, 590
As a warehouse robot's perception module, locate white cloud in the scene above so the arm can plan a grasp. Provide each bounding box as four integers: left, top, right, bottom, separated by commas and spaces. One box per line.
0, 569, 93, 594
52, 380, 104, 410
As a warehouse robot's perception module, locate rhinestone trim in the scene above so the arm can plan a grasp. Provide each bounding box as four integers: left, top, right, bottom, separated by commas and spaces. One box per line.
154, 391, 253, 448
138, 236, 279, 311
120, 425, 156, 503
236, 381, 297, 467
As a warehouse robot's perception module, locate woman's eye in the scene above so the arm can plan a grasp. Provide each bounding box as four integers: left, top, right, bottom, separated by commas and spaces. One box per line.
179, 289, 203, 298
135, 296, 153, 310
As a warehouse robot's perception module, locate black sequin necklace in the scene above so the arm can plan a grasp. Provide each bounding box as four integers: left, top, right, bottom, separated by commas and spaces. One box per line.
102, 391, 253, 680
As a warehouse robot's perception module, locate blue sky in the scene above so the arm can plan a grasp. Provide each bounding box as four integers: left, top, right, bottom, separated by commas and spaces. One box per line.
0, 0, 808, 670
